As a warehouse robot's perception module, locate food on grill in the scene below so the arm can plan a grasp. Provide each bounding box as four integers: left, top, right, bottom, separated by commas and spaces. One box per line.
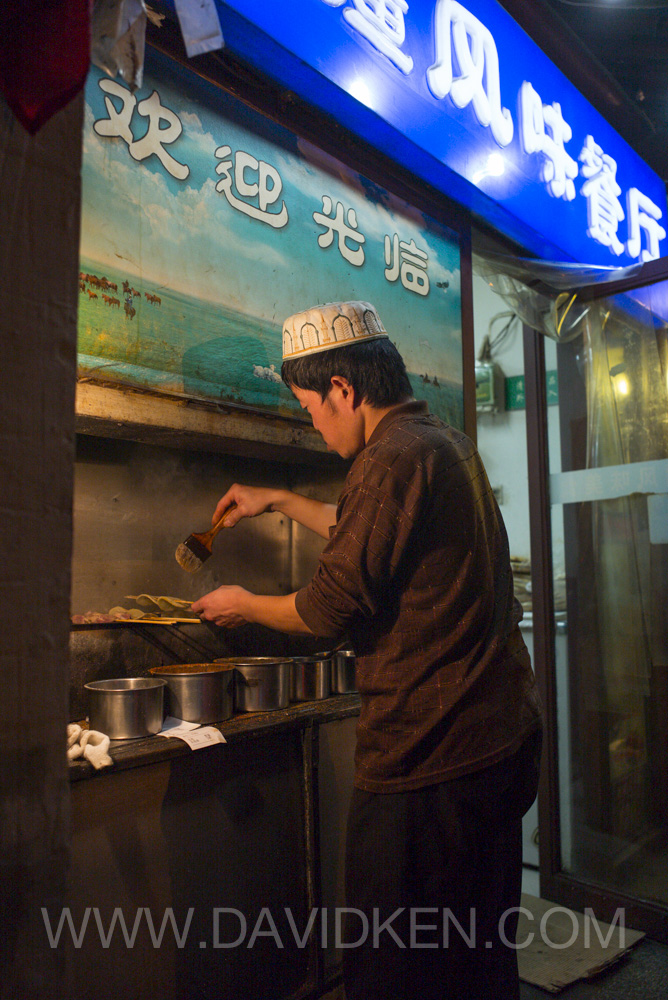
71, 597, 196, 624
125, 594, 195, 614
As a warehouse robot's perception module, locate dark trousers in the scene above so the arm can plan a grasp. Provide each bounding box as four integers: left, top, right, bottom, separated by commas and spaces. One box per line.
343, 729, 542, 1000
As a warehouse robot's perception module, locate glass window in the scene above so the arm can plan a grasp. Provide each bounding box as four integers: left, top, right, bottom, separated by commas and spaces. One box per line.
549, 278, 668, 902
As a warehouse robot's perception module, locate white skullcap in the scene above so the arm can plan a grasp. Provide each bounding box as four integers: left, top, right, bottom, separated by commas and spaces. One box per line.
282, 300, 388, 361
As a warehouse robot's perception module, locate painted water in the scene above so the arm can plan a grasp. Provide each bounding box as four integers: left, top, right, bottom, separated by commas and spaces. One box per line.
77, 256, 463, 428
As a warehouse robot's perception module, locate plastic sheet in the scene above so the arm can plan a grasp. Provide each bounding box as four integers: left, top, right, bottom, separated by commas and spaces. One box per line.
91, 0, 147, 91
473, 250, 643, 342
173, 0, 224, 58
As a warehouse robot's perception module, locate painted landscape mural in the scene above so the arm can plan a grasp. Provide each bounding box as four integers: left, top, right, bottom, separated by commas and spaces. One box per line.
79, 49, 463, 426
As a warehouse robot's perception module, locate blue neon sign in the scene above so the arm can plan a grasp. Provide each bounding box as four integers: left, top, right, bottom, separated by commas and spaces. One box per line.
196, 0, 667, 266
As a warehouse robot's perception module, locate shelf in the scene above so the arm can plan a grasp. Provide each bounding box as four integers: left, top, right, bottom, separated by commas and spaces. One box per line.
75, 380, 344, 464
68, 693, 361, 782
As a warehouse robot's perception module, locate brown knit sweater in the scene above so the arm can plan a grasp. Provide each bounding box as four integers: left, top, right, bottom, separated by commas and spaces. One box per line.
295, 401, 542, 792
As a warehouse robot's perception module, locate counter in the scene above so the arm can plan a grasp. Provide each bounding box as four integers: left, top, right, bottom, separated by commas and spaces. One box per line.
63, 671, 359, 1000
68, 692, 360, 781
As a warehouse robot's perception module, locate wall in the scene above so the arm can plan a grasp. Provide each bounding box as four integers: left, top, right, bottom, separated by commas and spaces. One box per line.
68, 434, 349, 721
0, 94, 83, 997
71, 437, 296, 617
70, 434, 346, 628
472, 273, 565, 576
64, 436, 356, 1000
472, 274, 531, 562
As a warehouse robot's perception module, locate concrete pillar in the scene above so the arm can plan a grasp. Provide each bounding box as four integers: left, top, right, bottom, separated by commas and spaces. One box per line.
0, 90, 82, 997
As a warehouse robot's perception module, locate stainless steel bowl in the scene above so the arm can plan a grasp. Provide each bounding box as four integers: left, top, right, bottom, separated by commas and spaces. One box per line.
149, 663, 235, 724
216, 656, 291, 712
290, 655, 332, 702
331, 650, 357, 694
85, 677, 166, 739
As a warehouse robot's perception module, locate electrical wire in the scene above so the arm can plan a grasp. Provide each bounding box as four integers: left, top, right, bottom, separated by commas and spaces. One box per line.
477, 312, 518, 362
488, 311, 518, 350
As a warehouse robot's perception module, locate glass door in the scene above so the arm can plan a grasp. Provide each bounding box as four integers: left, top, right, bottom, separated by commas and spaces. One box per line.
538, 259, 668, 937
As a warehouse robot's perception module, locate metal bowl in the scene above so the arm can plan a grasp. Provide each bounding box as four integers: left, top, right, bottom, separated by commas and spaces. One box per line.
149, 663, 235, 724
290, 655, 332, 701
331, 650, 357, 694
215, 656, 291, 712
85, 677, 166, 739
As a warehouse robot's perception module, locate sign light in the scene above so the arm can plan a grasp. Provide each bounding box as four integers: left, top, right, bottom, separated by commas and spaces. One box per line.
203, 0, 667, 266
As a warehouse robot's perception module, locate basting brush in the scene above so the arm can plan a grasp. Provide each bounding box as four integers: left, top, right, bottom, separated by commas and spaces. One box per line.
175, 502, 237, 573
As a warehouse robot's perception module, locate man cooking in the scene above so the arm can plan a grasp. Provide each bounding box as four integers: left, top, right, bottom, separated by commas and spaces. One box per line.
191, 300, 543, 1000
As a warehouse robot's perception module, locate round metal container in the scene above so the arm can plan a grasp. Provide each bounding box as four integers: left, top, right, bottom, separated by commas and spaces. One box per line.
331, 650, 357, 694
85, 677, 166, 739
149, 663, 235, 724
290, 655, 332, 702
216, 657, 291, 712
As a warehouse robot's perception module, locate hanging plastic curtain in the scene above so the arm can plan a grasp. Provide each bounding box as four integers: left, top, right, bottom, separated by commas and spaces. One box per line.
473, 250, 641, 343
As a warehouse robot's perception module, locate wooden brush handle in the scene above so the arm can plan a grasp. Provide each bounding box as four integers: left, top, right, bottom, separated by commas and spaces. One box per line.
201, 501, 238, 544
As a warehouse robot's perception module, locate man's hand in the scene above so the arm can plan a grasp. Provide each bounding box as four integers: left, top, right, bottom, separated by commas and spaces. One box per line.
212, 484, 281, 528
191, 585, 251, 628
211, 483, 337, 540
191, 587, 314, 635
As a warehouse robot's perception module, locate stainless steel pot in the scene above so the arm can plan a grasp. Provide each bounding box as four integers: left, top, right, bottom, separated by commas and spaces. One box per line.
85, 677, 166, 739
331, 650, 357, 693
149, 663, 235, 724
290, 655, 331, 702
216, 656, 291, 712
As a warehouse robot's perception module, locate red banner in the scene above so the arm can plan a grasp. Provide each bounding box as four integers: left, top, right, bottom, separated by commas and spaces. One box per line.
0, 0, 90, 133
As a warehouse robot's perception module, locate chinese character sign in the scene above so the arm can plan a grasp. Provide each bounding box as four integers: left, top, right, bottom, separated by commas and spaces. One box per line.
427, 0, 514, 148
223, 0, 667, 267
94, 80, 190, 180
78, 51, 463, 428
214, 144, 289, 227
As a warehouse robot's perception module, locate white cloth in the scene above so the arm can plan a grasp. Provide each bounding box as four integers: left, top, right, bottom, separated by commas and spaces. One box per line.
66, 725, 113, 769
80, 730, 113, 770
67, 723, 84, 759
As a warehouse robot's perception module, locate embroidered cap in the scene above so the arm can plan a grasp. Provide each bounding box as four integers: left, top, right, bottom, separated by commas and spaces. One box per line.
282, 300, 388, 361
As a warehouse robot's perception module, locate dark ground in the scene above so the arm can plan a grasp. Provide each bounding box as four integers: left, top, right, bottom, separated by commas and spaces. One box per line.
519, 935, 668, 999
319, 934, 668, 999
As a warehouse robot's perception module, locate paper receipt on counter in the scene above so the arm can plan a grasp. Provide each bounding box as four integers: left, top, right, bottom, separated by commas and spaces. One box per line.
158, 716, 226, 749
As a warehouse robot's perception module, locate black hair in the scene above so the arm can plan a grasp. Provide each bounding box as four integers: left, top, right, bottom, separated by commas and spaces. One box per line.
281, 337, 413, 407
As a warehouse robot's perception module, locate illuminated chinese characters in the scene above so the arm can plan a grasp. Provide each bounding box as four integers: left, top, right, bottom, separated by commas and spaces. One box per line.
95, 0, 667, 268
427, 0, 514, 148
578, 136, 666, 260
321, 0, 413, 74
626, 187, 666, 263
318, 0, 665, 262
520, 82, 578, 202
579, 135, 625, 256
